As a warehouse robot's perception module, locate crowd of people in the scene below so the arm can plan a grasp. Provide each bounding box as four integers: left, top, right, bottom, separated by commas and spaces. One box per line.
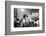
14, 12, 39, 27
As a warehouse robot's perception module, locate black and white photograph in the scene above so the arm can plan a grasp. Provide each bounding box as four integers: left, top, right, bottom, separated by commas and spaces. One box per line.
11, 5, 43, 32
5, 1, 45, 35
14, 8, 39, 27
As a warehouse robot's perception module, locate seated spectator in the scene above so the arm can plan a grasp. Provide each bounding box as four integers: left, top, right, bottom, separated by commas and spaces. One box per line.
34, 23, 37, 27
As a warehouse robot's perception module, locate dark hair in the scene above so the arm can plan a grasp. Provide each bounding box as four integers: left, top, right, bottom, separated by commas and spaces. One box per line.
23, 14, 28, 18
16, 18, 19, 21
